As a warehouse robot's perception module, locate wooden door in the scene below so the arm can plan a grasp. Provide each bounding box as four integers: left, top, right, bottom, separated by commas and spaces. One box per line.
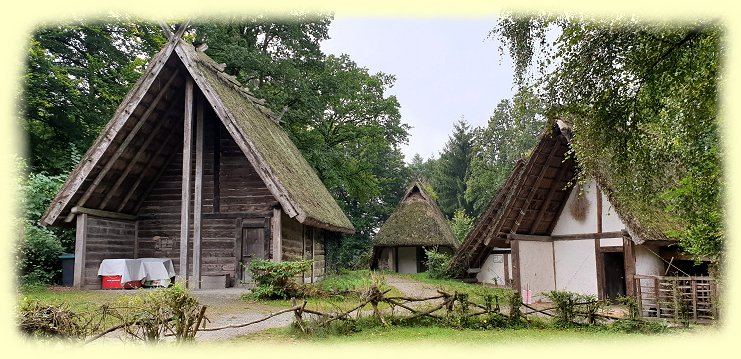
240, 225, 266, 284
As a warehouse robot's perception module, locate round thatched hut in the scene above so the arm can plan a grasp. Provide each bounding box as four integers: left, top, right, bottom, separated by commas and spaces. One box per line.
372, 181, 457, 273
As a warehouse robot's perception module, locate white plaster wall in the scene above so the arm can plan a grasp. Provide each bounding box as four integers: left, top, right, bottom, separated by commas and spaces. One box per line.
601, 190, 625, 232
635, 245, 664, 276
551, 179, 628, 236
518, 241, 555, 300
477, 253, 509, 285
600, 237, 623, 247
397, 247, 418, 274
553, 240, 598, 296
551, 180, 598, 235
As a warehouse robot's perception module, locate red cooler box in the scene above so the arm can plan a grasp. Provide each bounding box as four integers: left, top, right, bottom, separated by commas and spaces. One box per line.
98, 259, 146, 290
101, 275, 143, 289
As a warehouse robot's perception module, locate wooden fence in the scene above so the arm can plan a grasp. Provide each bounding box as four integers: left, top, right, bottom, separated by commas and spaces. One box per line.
633, 275, 718, 322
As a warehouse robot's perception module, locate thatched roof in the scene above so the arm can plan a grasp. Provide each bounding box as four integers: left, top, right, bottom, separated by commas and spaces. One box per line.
41, 37, 354, 234
373, 181, 457, 248
449, 120, 674, 272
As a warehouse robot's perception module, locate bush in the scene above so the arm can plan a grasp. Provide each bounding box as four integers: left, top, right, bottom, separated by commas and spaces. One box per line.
247, 259, 312, 299
17, 220, 63, 287
544, 290, 605, 326
424, 247, 451, 279
115, 284, 204, 342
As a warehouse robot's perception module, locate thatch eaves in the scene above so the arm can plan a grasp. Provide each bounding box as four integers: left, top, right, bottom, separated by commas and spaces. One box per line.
373, 182, 457, 248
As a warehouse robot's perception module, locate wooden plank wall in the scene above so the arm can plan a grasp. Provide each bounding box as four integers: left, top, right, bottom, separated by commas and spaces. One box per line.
136, 101, 275, 281
281, 212, 326, 282
82, 217, 136, 288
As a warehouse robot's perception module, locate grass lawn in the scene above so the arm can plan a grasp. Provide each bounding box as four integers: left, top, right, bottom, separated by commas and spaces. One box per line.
394, 272, 513, 303
228, 324, 692, 345
244, 270, 404, 312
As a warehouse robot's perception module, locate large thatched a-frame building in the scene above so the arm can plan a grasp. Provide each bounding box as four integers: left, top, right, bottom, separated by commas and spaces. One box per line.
372, 181, 457, 274
448, 121, 717, 320
40, 28, 354, 289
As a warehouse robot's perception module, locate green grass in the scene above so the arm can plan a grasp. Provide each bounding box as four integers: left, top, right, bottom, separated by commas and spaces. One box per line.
397, 272, 513, 303
243, 270, 403, 312
229, 324, 682, 345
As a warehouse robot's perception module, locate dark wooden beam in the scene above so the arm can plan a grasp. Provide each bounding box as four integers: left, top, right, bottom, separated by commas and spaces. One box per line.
192, 92, 205, 289
595, 238, 604, 300
99, 94, 181, 210
507, 231, 625, 242
483, 138, 551, 246
67, 206, 137, 221
235, 217, 243, 282
179, 77, 194, 285
511, 240, 521, 295
202, 211, 273, 220
76, 68, 181, 209
552, 231, 624, 240
129, 132, 180, 213
528, 159, 571, 234
623, 236, 636, 297
212, 118, 221, 213
509, 141, 561, 234
507, 233, 552, 242
116, 123, 179, 213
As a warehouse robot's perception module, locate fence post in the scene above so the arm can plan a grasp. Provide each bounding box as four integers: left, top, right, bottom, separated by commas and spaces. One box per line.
690, 277, 697, 321
654, 277, 661, 318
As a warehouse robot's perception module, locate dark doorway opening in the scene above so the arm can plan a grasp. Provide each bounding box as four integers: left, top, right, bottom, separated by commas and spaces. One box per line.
603, 252, 626, 302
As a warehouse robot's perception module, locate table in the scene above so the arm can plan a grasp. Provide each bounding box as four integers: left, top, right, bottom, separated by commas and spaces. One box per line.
139, 258, 176, 287
97, 258, 175, 287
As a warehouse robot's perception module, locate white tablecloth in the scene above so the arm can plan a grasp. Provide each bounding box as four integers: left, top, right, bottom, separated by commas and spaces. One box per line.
97, 259, 146, 284
138, 258, 176, 281
98, 258, 175, 285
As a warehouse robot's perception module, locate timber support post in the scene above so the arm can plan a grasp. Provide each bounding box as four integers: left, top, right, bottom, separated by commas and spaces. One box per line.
193, 91, 204, 289
179, 77, 194, 286
73, 213, 88, 288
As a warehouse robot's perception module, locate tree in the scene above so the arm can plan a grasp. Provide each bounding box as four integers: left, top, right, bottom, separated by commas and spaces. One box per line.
193, 16, 410, 269
493, 16, 723, 261
433, 119, 475, 218
408, 153, 437, 183
22, 19, 166, 174
466, 89, 546, 214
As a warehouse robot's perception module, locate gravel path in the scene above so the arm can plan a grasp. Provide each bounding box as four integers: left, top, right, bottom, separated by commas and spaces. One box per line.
189, 288, 295, 342
384, 275, 440, 299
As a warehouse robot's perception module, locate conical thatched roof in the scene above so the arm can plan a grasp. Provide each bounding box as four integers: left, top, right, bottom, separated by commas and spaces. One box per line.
373, 181, 457, 248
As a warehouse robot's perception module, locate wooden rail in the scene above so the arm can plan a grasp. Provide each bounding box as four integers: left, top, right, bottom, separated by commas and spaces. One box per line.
633, 275, 717, 322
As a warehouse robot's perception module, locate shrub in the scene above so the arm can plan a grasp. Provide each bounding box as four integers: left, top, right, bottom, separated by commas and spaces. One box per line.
247, 259, 312, 299
17, 220, 63, 287
544, 290, 605, 326
424, 247, 451, 279
115, 284, 204, 342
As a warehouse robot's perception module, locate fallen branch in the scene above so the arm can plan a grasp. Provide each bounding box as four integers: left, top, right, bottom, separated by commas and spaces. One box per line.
84, 317, 174, 344
521, 303, 556, 317
198, 305, 301, 332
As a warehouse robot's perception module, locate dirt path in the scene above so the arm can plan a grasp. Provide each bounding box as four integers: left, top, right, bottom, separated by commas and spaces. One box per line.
384, 275, 441, 299
189, 288, 295, 342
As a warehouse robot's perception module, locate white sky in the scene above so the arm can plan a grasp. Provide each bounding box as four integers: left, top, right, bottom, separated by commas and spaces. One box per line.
320, 17, 515, 163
